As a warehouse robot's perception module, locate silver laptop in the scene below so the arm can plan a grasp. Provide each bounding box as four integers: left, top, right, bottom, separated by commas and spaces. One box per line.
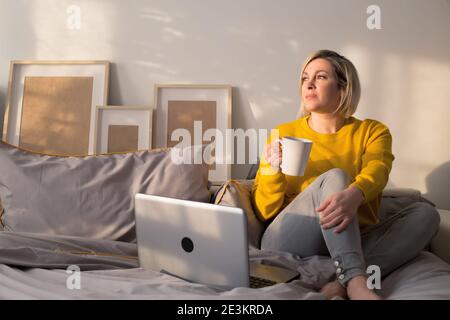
134, 193, 299, 289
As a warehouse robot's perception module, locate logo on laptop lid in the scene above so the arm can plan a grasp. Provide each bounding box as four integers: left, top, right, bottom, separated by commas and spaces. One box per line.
181, 237, 194, 253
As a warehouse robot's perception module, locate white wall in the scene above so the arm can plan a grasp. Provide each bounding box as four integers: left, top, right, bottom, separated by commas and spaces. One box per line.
1, 0, 449, 209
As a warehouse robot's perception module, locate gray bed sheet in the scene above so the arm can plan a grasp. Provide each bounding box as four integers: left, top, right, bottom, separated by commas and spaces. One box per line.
0, 231, 449, 299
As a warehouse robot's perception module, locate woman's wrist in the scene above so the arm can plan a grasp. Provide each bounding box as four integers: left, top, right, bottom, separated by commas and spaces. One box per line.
347, 185, 365, 206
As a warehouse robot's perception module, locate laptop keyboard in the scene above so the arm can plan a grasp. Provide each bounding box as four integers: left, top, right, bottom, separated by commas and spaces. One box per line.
249, 276, 277, 288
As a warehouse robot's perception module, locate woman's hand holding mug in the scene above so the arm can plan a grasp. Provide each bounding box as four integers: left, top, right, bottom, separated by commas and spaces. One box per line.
263, 139, 282, 169
264, 137, 313, 176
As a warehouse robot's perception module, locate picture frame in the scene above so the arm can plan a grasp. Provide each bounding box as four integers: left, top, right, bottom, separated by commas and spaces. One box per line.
93, 105, 153, 154
154, 84, 232, 184
2, 60, 109, 155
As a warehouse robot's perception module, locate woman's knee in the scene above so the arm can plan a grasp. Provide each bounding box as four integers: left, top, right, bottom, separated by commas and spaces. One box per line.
408, 202, 441, 238
327, 168, 349, 180
319, 168, 350, 190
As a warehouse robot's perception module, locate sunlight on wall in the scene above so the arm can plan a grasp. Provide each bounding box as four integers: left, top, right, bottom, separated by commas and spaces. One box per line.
141, 8, 174, 23
248, 93, 296, 128
249, 101, 263, 122
30, 0, 113, 59
342, 44, 450, 202
390, 57, 450, 194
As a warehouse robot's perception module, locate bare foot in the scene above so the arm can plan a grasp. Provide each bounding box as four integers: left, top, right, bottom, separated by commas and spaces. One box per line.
347, 276, 382, 300
320, 280, 347, 300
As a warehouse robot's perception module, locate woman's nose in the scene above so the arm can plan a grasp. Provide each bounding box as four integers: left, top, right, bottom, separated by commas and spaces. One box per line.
306, 79, 316, 89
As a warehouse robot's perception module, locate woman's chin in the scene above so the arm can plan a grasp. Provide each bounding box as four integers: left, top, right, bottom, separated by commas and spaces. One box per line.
305, 106, 325, 113
305, 105, 337, 114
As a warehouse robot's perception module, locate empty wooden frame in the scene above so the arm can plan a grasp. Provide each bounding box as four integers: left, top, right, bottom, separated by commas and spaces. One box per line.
93, 105, 153, 154
2, 60, 109, 155
154, 84, 232, 184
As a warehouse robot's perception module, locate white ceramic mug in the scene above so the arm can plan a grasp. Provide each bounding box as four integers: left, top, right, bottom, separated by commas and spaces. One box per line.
280, 137, 313, 176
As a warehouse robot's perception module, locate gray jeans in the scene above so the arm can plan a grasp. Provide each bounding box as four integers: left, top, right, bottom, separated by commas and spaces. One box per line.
260, 168, 441, 286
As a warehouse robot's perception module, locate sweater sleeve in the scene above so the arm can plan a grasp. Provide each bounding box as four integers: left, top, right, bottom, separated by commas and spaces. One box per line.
251, 128, 287, 222
350, 121, 395, 203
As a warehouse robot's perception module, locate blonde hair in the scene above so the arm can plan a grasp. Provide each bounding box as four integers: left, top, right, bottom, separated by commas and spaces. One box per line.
298, 50, 361, 118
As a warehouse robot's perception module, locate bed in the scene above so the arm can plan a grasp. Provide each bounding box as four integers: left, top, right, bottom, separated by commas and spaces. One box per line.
1, 141, 450, 300
0, 231, 449, 299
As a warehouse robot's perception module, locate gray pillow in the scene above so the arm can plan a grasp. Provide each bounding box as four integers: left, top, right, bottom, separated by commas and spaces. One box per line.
0, 200, 3, 231
0, 141, 211, 242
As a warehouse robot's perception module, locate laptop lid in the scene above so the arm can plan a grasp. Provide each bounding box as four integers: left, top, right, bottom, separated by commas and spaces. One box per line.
134, 193, 250, 288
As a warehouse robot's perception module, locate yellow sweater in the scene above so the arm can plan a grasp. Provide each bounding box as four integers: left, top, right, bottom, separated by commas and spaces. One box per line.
252, 115, 395, 227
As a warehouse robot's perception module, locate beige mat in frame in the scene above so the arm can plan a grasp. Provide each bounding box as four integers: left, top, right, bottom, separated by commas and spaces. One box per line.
19, 76, 93, 155
107, 125, 139, 153
167, 100, 217, 148
2, 60, 110, 155
167, 100, 217, 170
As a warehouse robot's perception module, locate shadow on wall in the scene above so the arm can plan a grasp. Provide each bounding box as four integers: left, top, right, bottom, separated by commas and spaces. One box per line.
0, 88, 5, 138
108, 63, 123, 105
424, 161, 450, 210
231, 87, 259, 180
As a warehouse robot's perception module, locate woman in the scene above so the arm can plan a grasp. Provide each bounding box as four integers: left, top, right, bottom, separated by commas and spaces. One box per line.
252, 50, 440, 299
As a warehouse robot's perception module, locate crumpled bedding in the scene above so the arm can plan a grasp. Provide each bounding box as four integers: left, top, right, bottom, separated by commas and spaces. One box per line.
0, 231, 450, 300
